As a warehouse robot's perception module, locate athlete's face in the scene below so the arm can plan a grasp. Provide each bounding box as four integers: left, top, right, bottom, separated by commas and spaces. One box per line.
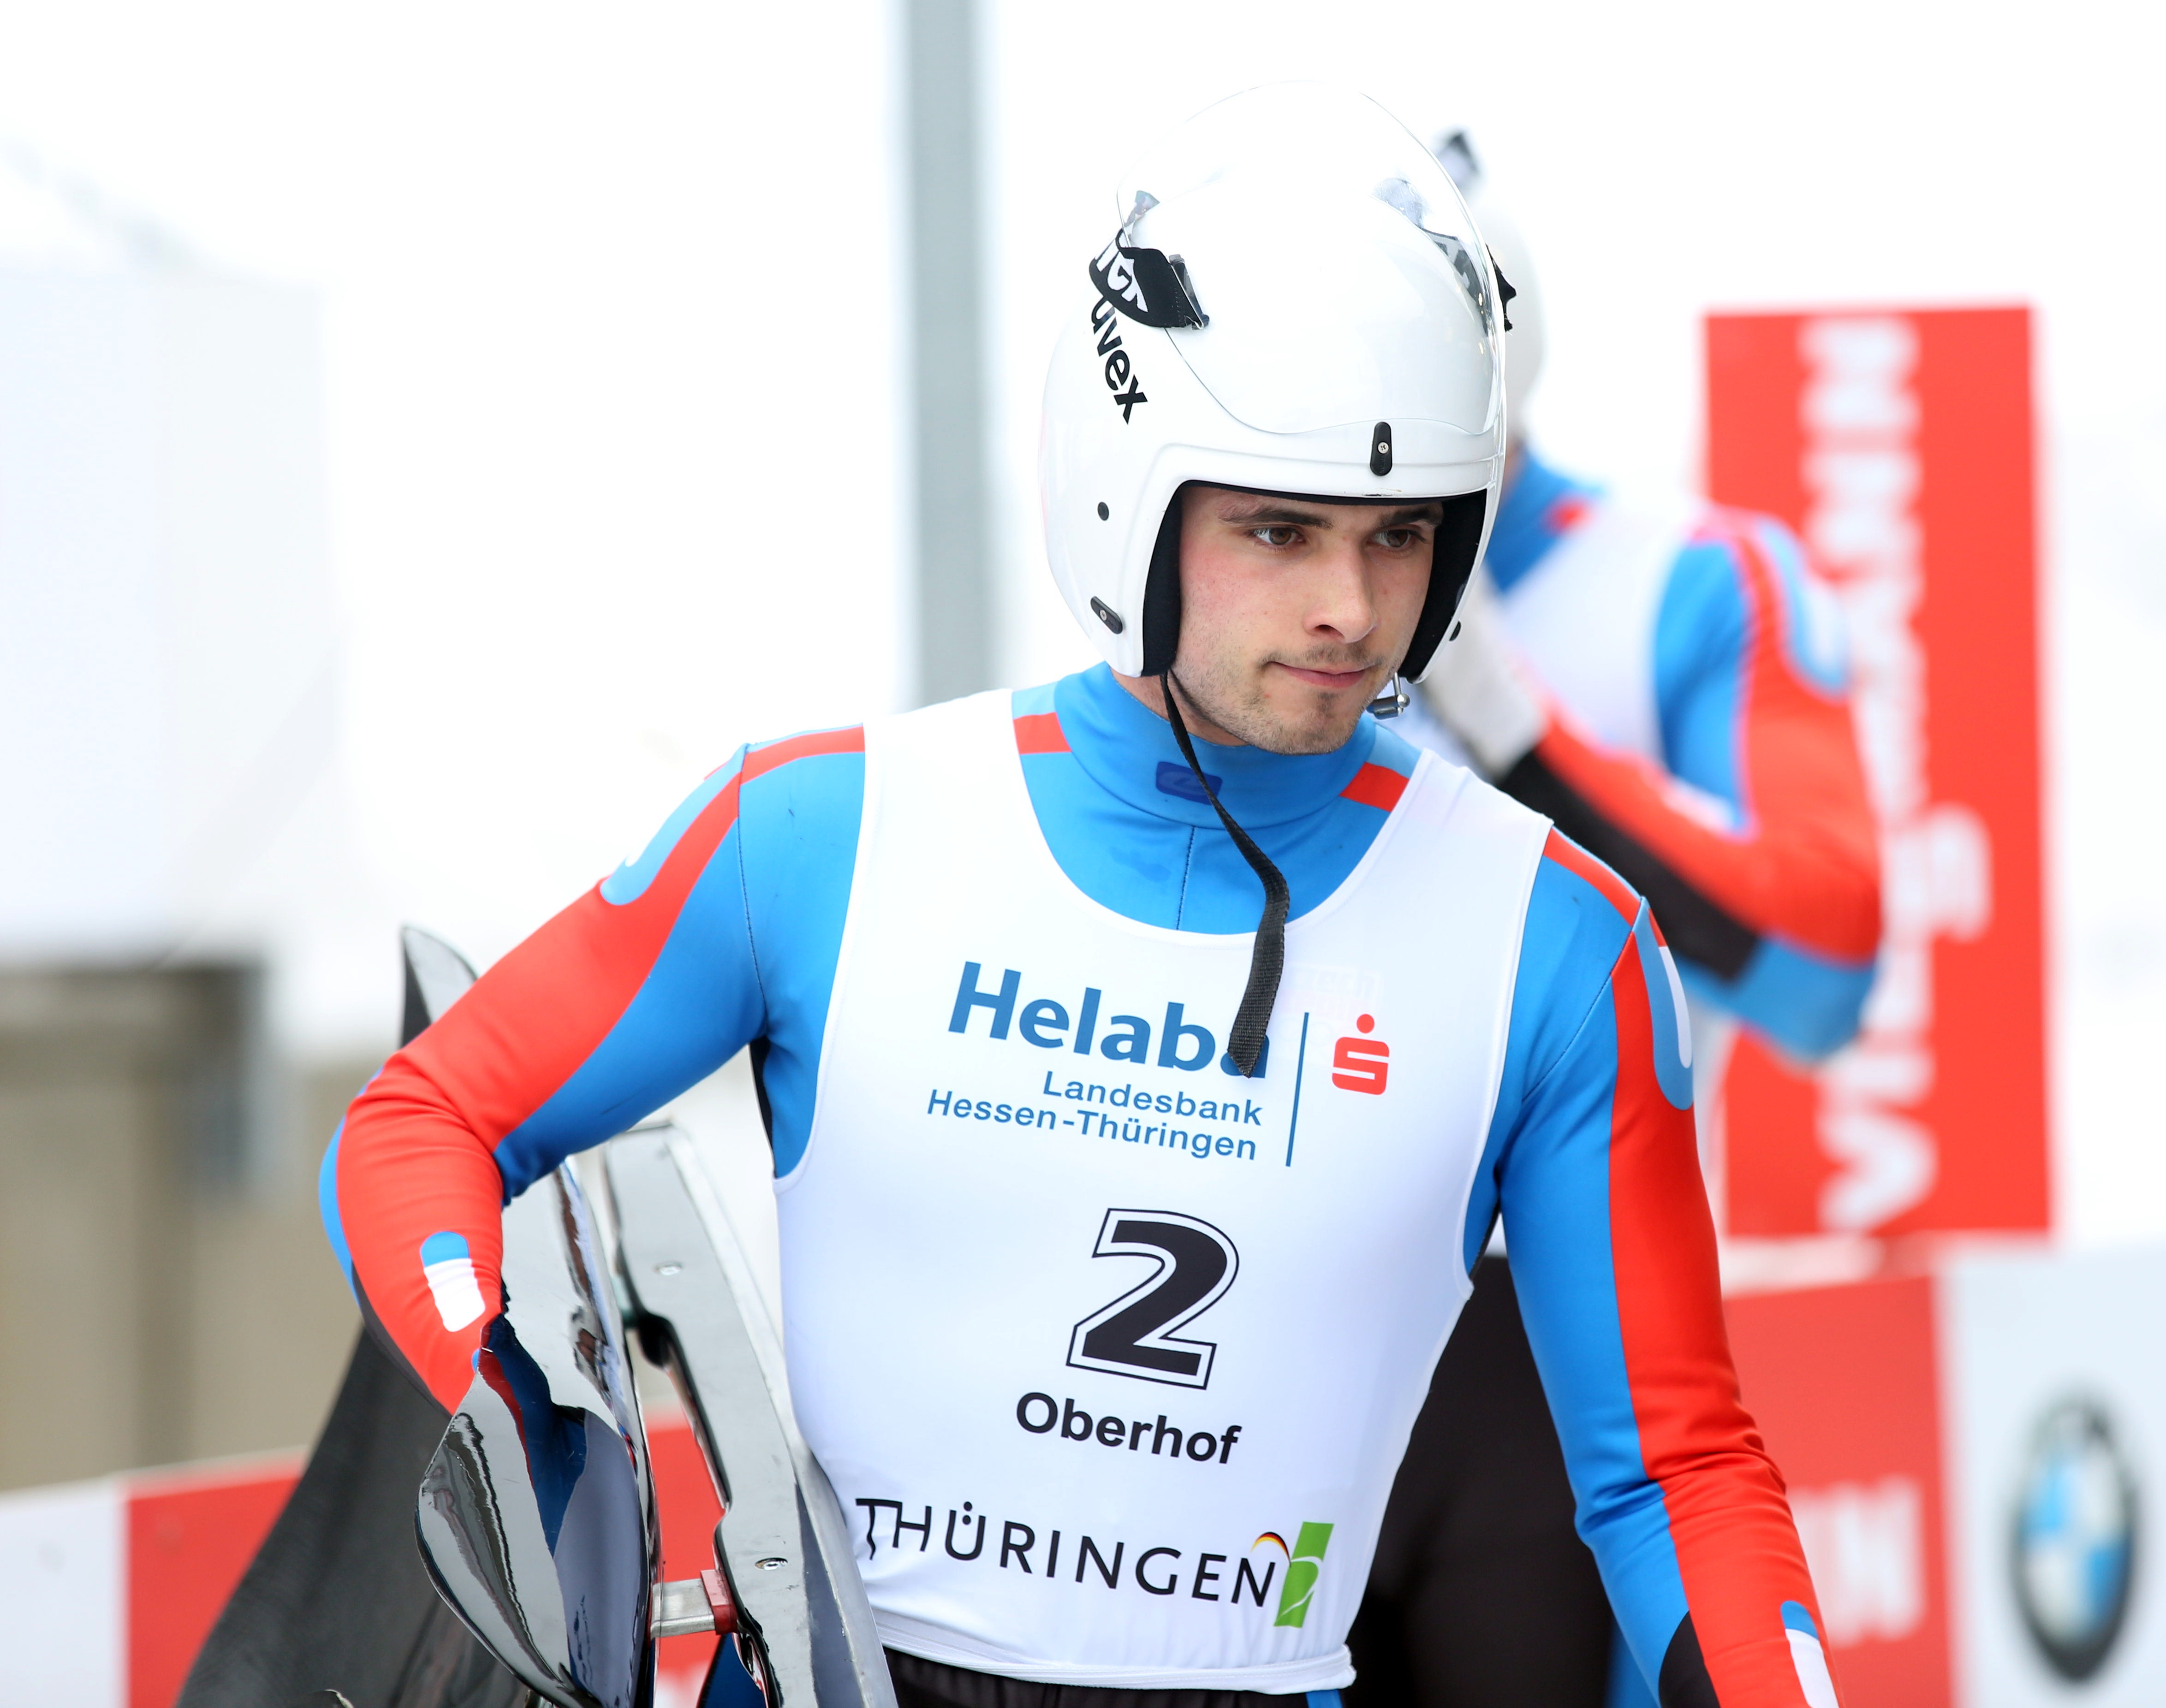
1145, 485, 1440, 754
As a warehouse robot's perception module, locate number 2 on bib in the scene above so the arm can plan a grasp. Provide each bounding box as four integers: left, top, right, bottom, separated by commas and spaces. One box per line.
1066, 1209, 1240, 1389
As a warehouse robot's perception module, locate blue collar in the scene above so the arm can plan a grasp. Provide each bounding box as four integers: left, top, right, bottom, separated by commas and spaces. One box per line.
1053, 664, 1375, 831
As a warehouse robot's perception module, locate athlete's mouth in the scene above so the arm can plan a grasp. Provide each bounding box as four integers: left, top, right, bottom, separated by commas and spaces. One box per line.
1272, 661, 1377, 692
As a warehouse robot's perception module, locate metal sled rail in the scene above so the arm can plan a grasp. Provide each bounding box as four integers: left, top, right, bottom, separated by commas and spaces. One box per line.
607, 1128, 896, 1708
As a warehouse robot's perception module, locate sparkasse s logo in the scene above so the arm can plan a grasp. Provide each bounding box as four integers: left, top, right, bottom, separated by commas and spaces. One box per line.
1331, 1015, 1388, 1095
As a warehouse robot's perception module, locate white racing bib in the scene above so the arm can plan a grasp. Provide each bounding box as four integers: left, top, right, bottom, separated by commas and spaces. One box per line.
777, 691, 1549, 1691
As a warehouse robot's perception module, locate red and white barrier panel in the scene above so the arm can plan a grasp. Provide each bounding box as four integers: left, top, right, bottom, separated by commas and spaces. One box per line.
0, 1414, 721, 1708
0, 1452, 300, 1708
1733, 1242, 2166, 1705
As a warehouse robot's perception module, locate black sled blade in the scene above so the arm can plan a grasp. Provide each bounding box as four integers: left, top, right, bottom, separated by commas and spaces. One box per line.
179, 929, 529, 1707
176, 1331, 531, 1708
416, 1160, 658, 1708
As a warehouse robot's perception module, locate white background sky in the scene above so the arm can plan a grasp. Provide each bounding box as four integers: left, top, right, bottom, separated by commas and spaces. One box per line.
0, 0, 2159, 1243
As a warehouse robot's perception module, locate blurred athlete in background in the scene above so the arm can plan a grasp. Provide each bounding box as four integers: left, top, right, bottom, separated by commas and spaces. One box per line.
324, 89, 1845, 1708
1344, 134, 1881, 1708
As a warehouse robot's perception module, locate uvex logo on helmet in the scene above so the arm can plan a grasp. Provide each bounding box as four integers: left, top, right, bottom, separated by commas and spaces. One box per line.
1087, 298, 1148, 423
1085, 231, 1207, 425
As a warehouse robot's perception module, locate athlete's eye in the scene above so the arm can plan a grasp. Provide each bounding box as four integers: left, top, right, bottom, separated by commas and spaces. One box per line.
1375, 526, 1427, 552
1251, 525, 1303, 548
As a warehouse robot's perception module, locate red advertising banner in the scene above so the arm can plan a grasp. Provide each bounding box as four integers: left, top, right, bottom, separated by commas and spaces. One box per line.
1704, 308, 2047, 1237
1727, 1275, 1949, 1705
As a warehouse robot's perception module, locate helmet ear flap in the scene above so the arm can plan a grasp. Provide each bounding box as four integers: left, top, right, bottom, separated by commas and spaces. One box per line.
1400, 489, 1489, 679
1138, 492, 1186, 676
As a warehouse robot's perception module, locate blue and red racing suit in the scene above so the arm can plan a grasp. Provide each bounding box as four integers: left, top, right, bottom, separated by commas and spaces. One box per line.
323, 664, 1836, 1705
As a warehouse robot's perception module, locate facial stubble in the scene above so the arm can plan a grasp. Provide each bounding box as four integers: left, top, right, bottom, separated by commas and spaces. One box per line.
1171, 646, 1380, 757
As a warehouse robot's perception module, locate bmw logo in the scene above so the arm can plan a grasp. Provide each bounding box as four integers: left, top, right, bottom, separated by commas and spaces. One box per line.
2011, 1399, 2138, 1681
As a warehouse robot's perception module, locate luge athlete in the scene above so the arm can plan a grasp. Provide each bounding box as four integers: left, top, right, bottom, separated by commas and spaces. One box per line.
323, 87, 1841, 1708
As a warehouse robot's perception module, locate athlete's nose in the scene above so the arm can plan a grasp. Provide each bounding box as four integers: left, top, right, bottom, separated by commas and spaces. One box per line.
1305, 535, 1380, 648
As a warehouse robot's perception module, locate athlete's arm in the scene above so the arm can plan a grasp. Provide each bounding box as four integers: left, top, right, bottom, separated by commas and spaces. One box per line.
1494, 516, 1880, 1061
319, 728, 865, 1409
1470, 835, 1833, 1705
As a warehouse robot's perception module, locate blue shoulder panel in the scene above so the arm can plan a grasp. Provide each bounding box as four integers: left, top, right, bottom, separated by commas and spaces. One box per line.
488, 739, 866, 1193
740, 747, 866, 1175
603, 761, 739, 905
494, 758, 770, 1195
1460, 850, 1637, 1274
1653, 519, 1851, 815
1652, 538, 1750, 809
1363, 720, 1423, 781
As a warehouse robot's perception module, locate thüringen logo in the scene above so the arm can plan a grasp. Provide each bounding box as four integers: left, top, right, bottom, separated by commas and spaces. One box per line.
2011, 1398, 2138, 1682
1272, 1522, 1333, 1629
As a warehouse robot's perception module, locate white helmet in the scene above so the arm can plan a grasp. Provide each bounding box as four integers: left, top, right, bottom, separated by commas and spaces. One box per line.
1434, 130, 1545, 433
1040, 84, 1509, 683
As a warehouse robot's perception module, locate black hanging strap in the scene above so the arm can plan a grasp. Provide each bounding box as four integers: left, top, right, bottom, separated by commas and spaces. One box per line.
1160, 671, 1287, 1077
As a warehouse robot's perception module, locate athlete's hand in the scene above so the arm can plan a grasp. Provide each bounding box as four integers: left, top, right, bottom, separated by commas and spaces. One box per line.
1420, 566, 1548, 777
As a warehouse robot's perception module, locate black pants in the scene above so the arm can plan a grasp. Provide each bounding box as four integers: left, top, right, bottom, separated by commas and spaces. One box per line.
887, 1649, 1321, 1707
1343, 1257, 1613, 1708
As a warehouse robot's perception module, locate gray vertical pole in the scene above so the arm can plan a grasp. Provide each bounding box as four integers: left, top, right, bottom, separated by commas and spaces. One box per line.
905, 0, 991, 705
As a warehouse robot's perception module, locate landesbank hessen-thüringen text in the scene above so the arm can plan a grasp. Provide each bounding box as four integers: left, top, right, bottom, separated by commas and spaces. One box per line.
929, 960, 1273, 1167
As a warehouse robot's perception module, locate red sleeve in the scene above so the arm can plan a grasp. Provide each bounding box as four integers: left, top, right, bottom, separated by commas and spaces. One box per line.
1606, 903, 1837, 1702
327, 740, 784, 1410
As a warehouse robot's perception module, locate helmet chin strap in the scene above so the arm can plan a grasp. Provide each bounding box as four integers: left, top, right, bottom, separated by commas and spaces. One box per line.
1367, 671, 1410, 719
1159, 670, 1288, 1078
